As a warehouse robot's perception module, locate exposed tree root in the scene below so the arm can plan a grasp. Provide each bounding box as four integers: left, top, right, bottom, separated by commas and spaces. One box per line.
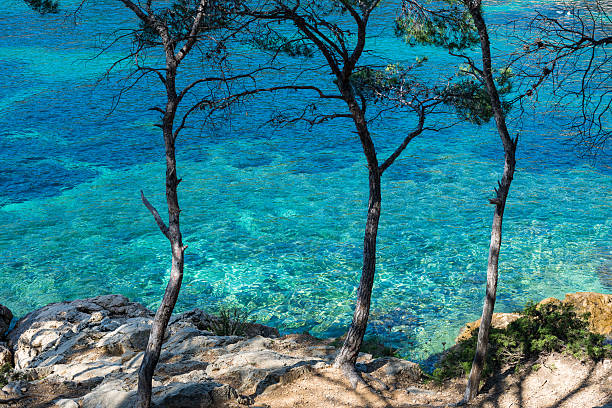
335, 362, 368, 389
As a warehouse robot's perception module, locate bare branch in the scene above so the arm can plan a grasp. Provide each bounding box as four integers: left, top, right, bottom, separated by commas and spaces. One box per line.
379, 106, 425, 173
140, 190, 170, 240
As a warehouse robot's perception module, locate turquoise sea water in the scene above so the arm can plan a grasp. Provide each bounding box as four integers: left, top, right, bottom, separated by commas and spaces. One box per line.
0, 0, 610, 361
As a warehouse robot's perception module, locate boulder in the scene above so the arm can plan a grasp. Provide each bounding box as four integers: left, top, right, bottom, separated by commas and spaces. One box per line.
80, 377, 136, 408
364, 357, 422, 389
170, 308, 279, 338
456, 312, 521, 342
153, 382, 239, 408
0, 303, 12, 338
54, 399, 79, 408
456, 292, 612, 343
562, 292, 612, 337
7, 294, 152, 371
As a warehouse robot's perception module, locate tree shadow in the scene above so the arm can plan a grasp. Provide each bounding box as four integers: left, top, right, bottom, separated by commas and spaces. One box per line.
472, 356, 612, 408
251, 363, 397, 408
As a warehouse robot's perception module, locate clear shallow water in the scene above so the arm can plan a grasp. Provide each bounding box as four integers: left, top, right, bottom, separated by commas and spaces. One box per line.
0, 0, 610, 361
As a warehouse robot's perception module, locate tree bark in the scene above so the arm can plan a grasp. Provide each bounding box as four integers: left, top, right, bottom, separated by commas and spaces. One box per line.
333, 87, 382, 386
463, 1, 517, 402
136, 58, 185, 408
333, 165, 381, 386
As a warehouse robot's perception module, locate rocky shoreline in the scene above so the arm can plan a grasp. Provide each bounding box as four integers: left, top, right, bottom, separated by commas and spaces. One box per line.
0, 293, 610, 407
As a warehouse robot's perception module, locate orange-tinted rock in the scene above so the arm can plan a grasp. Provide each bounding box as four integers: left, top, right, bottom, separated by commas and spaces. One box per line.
537, 297, 562, 307
456, 292, 612, 343
455, 312, 521, 343
562, 292, 612, 337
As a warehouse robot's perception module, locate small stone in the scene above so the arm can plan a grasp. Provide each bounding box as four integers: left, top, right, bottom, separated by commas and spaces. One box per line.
1, 380, 27, 397
54, 399, 79, 408
89, 311, 107, 325
406, 387, 435, 395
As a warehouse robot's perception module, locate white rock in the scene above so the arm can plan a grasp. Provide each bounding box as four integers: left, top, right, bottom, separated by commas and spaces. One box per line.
54, 398, 79, 408
81, 378, 136, 408
0, 342, 12, 366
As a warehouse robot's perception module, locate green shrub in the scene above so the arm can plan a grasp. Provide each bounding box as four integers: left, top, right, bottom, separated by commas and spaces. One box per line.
209, 306, 251, 336
360, 336, 400, 358
430, 302, 612, 384
330, 335, 399, 358
0, 362, 12, 387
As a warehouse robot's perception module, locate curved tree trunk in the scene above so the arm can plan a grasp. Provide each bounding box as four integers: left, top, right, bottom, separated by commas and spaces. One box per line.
136, 132, 185, 407
463, 1, 517, 402
137, 243, 184, 407
136, 60, 185, 408
333, 87, 383, 386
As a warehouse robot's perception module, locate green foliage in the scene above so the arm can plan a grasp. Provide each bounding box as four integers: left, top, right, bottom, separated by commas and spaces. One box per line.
251, 32, 314, 57
209, 306, 252, 336
350, 62, 424, 102
430, 302, 612, 383
330, 335, 399, 358
360, 336, 400, 358
137, 0, 234, 47
351, 65, 402, 93
438, 67, 513, 125
395, 3, 478, 51
24, 0, 58, 14
0, 363, 12, 387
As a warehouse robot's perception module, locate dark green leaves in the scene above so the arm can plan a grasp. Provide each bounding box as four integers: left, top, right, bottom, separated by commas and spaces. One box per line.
24, 0, 59, 14
438, 67, 513, 124
350, 62, 424, 102
250, 32, 314, 57
431, 302, 612, 383
395, 2, 478, 51
137, 0, 235, 47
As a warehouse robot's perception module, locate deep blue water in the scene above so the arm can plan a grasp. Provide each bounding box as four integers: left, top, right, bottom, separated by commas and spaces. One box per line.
0, 0, 610, 361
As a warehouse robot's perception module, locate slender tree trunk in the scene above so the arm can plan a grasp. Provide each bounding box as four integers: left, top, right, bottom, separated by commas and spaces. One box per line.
463, 1, 517, 402
334, 91, 383, 386
136, 62, 185, 408
334, 166, 381, 386
137, 242, 184, 407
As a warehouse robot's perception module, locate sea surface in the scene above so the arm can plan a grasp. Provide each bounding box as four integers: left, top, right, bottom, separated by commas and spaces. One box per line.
0, 0, 610, 361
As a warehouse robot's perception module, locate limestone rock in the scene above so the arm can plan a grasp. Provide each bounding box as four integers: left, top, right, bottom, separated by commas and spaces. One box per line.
54, 399, 79, 408
456, 292, 612, 343
364, 357, 422, 389
96, 318, 152, 355
562, 292, 612, 337
80, 370, 243, 408
153, 382, 239, 408
1, 380, 27, 397
170, 308, 279, 338
456, 312, 521, 342
0, 303, 12, 338
7, 295, 152, 371
0, 342, 12, 366
80, 377, 136, 408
